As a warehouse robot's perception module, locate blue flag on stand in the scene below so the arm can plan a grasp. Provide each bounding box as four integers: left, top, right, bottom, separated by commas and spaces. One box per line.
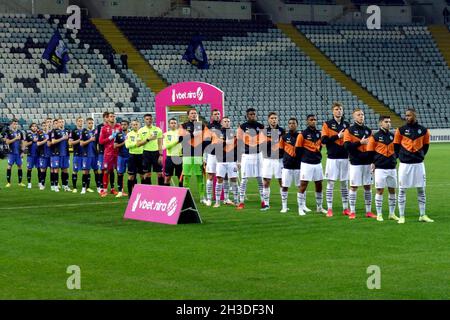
42, 30, 70, 73
182, 35, 209, 69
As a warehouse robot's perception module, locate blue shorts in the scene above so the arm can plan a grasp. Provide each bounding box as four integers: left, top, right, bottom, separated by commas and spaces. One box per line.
72, 156, 82, 172
27, 156, 39, 169
60, 156, 70, 169
97, 154, 104, 171
117, 156, 129, 174
51, 156, 70, 169
82, 157, 98, 171
38, 156, 50, 169
8, 154, 22, 166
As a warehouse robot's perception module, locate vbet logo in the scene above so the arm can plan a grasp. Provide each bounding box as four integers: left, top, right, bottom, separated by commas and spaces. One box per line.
171, 87, 204, 103
132, 193, 178, 217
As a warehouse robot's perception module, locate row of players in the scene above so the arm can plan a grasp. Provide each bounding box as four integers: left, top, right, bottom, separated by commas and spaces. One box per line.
2, 102, 433, 223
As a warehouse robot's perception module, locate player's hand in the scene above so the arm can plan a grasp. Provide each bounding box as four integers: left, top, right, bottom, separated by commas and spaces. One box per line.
338, 129, 345, 139
360, 136, 369, 145
33, 137, 38, 142
63, 134, 69, 140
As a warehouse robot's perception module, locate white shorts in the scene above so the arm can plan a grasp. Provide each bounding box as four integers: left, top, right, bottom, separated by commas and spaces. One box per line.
349, 164, 372, 187
282, 168, 300, 188
398, 162, 426, 188
216, 162, 238, 179
374, 169, 397, 189
325, 158, 349, 181
300, 162, 323, 182
261, 158, 283, 179
240, 153, 262, 178
205, 154, 217, 174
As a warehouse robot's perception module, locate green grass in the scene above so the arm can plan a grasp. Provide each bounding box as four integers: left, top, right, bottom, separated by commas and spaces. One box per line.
0, 145, 449, 299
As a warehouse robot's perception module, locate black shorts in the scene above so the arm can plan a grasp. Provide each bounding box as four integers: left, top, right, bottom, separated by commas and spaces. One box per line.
127, 154, 143, 176
142, 150, 162, 173
164, 156, 182, 177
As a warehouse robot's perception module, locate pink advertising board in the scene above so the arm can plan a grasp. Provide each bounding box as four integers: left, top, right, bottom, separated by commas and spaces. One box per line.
155, 81, 224, 131
124, 184, 202, 225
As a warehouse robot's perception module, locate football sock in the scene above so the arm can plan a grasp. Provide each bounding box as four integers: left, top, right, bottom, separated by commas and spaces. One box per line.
206, 179, 213, 201
256, 177, 264, 201
281, 190, 288, 210
215, 182, 223, 203
27, 169, 32, 184
418, 187, 426, 216
118, 174, 124, 192
340, 180, 349, 210
326, 180, 334, 210
398, 188, 406, 217
197, 175, 205, 199
86, 173, 91, 188
103, 172, 109, 190
375, 193, 383, 216
95, 173, 101, 188
6, 168, 11, 183
18, 169, 23, 183
263, 186, 270, 207
316, 191, 323, 209
231, 181, 239, 202
62, 172, 69, 187
157, 175, 164, 186
364, 189, 372, 212
82, 174, 88, 188
349, 189, 357, 213
223, 179, 230, 201
72, 173, 77, 189
388, 193, 396, 216
239, 177, 248, 203
297, 192, 305, 211
127, 179, 134, 197
109, 171, 115, 189
183, 175, 191, 188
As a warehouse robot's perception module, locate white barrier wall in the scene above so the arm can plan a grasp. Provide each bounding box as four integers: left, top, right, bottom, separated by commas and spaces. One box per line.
0, 0, 69, 14
361, 5, 412, 25
429, 129, 450, 143
78, 0, 171, 19
191, 1, 251, 20
256, 0, 343, 23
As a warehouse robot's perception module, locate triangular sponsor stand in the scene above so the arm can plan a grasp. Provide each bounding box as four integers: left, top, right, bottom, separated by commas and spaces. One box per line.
124, 184, 202, 225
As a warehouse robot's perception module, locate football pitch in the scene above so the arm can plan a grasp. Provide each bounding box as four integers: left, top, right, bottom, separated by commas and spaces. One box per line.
0, 144, 449, 300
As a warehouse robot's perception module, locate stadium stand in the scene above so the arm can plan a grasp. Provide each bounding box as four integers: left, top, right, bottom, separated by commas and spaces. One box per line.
296, 22, 450, 129
113, 16, 381, 128
0, 13, 155, 128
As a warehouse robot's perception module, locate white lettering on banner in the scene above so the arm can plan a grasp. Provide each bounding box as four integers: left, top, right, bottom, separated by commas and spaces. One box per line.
366, 5, 381, 30
132, 194, 178, 216
171, 87, 204, 103
66, 5, 81, 30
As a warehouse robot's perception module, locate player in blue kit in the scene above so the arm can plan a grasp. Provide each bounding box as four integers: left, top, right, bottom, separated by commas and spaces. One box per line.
23, 123, 39, 189
114, 119, 130, 198
80, 117, 98, 194
5, 119, 25, 187
59, 119, 71, 192
49, 119, 68, 192
69, 117, 84, 193
37, 121, 51, 190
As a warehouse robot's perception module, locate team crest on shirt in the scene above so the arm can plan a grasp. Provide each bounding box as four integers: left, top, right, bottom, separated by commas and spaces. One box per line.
365, 130, 369, 136
418, 129, 422, 134
316, 133, 320, 138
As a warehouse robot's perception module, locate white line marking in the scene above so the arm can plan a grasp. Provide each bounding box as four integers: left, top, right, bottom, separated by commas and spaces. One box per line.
1, 201, 127, 211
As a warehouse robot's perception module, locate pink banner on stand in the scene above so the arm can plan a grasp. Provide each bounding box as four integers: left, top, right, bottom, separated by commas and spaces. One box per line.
124, 184, 201, 225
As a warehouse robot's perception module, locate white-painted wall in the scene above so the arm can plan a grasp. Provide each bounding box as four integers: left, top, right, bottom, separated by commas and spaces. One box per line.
0, 0, 69, 14
256, 0, 343, 23
78, 0, 171, 19
361, 5, 412, 25
191, 0, 251, 20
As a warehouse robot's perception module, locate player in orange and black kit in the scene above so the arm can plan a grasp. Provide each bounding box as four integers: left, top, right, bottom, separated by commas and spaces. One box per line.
178, 108, 210, 202
367, 115, 399, 222
393, 108, 433, 223
344, 108, 375, 220
295, 114, 326, 216
279, 117, 301, 213
236, 108, 265, 210
321, 102, 351, 217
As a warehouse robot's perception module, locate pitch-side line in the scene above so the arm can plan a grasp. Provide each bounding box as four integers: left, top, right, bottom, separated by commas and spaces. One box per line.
1, 201, 127, 211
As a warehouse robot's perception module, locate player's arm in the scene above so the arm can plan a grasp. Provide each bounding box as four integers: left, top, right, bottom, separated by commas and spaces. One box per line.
114, 134, 125, 149
343, 129, 360, 151
321, 122, 340, 144
5, 132, 20, 145
366, 136, 377, 160
163, 133, 179, 150
295, 133, 304, 160
37, 134, 48, 146
69, 130, 81, 146
136, 129, 149, 147
23, 133, 33, 147
393, 128, 402, 157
